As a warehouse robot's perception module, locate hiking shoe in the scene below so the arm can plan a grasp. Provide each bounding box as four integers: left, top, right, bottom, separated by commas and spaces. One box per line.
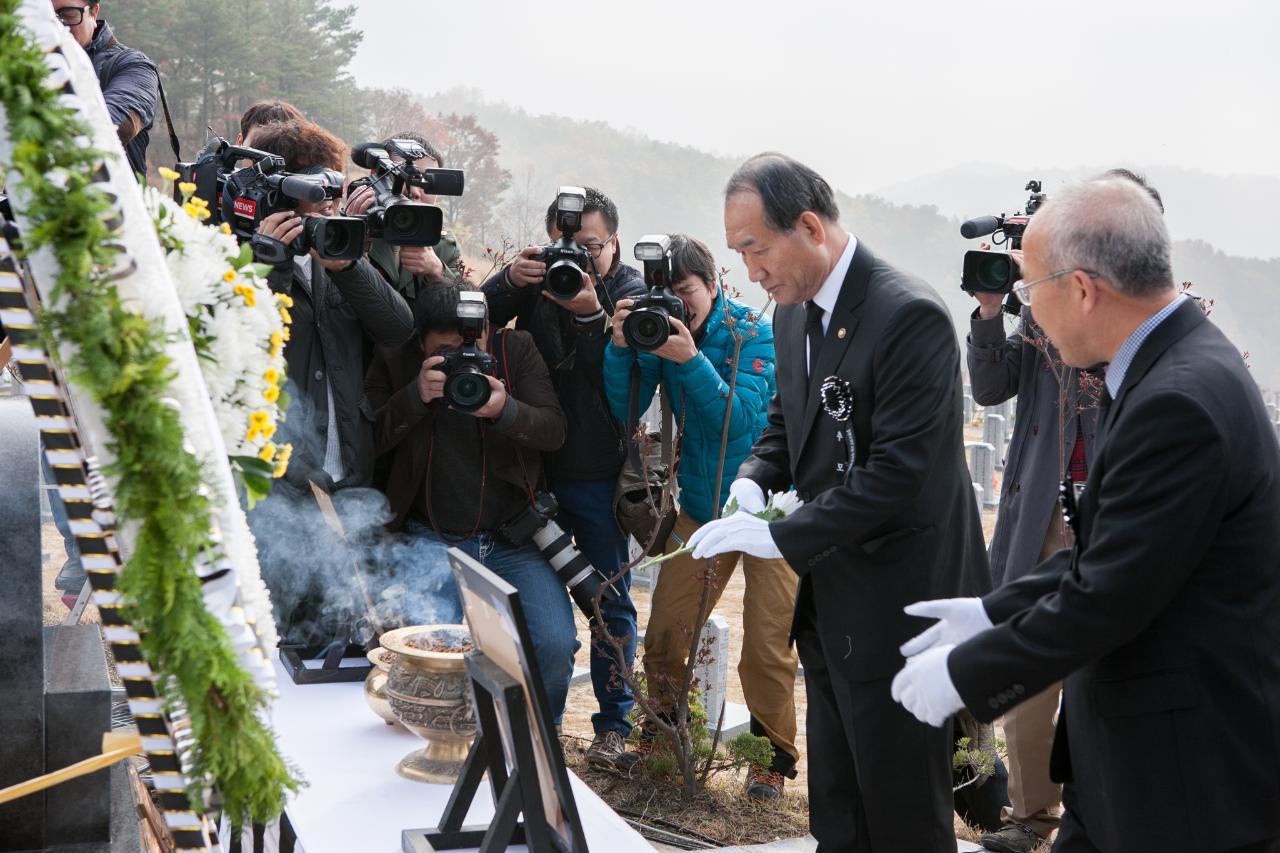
981, 822, 1043, 853
745, 765, 784, 802
587, 731, 641, 771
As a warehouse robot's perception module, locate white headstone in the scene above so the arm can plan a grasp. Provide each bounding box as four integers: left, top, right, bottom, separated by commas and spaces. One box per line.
983, 414, 1007, 471
963, 394, 975, 424
966, 442, 998, 508
692, 615, 731, 734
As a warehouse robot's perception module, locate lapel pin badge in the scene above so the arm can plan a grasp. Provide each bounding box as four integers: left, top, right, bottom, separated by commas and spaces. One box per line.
837, 327, 847, 339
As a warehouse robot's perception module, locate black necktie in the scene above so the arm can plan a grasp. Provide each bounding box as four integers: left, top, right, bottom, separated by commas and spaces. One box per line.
805, 301, 825, 379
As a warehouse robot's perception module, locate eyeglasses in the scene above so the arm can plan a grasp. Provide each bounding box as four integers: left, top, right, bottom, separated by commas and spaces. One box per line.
54, 3, 93, 25
578, 235, 614, 259
1011, 268, 1099, 306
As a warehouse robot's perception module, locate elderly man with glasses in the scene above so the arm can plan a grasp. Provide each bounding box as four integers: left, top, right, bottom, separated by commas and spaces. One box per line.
482, 186, 645, 770
51, 0, 159, 178
958, 170, 1161, 853
894, 174, 1280, 853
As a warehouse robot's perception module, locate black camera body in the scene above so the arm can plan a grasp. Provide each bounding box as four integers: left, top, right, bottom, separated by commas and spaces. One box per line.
181, 140, 365, 264
348, 139, 464, 246
439, 291, 495, 413
960, 179, 1046, 299
624, 234, 687, 351
532, 186, 591, 299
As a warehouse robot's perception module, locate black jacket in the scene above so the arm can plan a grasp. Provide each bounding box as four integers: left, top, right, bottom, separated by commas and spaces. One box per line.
267, 257, 413, 491
86, 21, 158, 178
738, 243, 990, 681
482, 262, 645, 481
951, 301, 1280, 852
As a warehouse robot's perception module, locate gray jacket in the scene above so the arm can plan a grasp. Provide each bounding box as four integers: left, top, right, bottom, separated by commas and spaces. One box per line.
967, 306, 1102, 587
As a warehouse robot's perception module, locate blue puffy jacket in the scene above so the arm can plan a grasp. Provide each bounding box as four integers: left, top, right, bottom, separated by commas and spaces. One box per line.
603, 291, 775, 525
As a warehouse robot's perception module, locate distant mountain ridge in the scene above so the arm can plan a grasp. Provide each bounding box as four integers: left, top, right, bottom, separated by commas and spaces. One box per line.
422, 89, 1279, 389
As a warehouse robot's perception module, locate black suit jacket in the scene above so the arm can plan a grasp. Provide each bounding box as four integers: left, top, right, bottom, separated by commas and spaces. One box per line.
950, 300, 1280, 851
738, 243, 990, 681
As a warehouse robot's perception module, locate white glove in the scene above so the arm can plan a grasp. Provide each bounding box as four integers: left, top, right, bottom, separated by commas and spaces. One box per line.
726, 478, 766, 515
890, 644, 964, 727
688, 512, 781, 560
899, 597, 993, 657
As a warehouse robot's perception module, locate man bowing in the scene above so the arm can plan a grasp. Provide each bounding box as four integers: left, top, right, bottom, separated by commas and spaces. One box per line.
893, 177, 1280, 853
690, 153, 989, 851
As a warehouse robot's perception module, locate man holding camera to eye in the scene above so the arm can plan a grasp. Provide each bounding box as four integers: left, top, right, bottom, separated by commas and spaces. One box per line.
345, 132, 465, 303
248, 119, 414, 496
364, 284, 579, 721
482, 187, 646, 769
602, 234, 801, 800
52, 0, 159, 178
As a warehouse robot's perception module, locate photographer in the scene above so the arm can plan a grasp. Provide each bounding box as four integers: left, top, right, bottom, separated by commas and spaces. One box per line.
602, 235, 798, 800
364, 284, 577, 721
345, 132, 464, 303
52, 0, 158, 177
965, 171, 1161, 853
248, 119, 414, 494
482, 187, 645, 769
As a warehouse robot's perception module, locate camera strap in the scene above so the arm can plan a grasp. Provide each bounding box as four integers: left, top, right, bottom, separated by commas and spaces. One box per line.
624, 360, 674, 477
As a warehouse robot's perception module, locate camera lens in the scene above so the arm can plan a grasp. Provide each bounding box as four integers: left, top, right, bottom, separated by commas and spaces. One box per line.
545, 259, 584, 299
387, 204, 420, 235
444, 368, 491, 412
623, 308, 670, 351
978, 254, 1013, 289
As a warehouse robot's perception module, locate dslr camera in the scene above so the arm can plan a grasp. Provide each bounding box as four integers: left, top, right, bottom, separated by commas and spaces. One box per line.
497, 490, 620, 619
178, 138, 366, 264
959, 179, 1047, 301
531, 186, 593, 299
347, 139, 464, 246
623, 234, 687, 351
438, 291, 496, 413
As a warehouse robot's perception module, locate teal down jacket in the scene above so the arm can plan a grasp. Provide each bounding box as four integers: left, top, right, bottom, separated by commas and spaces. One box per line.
603, 292, 776, 525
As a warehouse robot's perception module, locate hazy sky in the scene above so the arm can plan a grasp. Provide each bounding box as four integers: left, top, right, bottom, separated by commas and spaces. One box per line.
348, 0, 1279, 195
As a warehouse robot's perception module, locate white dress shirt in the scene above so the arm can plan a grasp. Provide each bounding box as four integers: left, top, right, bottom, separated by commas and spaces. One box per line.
807, 235, 858, 372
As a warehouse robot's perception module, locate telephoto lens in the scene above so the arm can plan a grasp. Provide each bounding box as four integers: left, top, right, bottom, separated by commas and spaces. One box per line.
532, 516, 620, 619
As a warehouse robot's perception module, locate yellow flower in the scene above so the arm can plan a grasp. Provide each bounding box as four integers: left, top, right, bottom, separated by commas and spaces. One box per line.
262, 422, 277, 439
158, 166, 181, 182
264, 368, 279, 384
242, 290, 256, 307
263, 385, 280, 403
196, 207, 212, 221
282, 327, 291, 342
274, 293, 294, 308
249, 411, 270, 427
270, 330, 283, 348
279, 308, 291, 324
220, 223, 232, 235
224, 269, 237, 283
177, 181, 197, 196
273, 461, 289, 478
190, 195, 209, 208
272, 443, 293, 478
245, 425, 259, 442
258, 442, 277, 462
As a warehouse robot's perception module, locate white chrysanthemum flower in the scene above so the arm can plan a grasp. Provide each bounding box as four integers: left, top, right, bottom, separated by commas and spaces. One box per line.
766, 490, 804, 518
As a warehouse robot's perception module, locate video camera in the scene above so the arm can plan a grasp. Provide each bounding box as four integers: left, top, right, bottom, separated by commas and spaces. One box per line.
959, 179, 1047, 302
347, 139, 464, 246
531, 186, 593, 299
438, 290, 496, 413
176, 138, 366, 263
624, 234, 687, 351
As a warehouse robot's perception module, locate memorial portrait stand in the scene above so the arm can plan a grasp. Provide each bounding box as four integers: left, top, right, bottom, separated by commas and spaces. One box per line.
402, 652, 587, 853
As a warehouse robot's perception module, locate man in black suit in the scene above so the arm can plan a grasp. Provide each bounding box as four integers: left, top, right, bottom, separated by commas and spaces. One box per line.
689, 153, 990, 851
892, 177, 1280, 853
